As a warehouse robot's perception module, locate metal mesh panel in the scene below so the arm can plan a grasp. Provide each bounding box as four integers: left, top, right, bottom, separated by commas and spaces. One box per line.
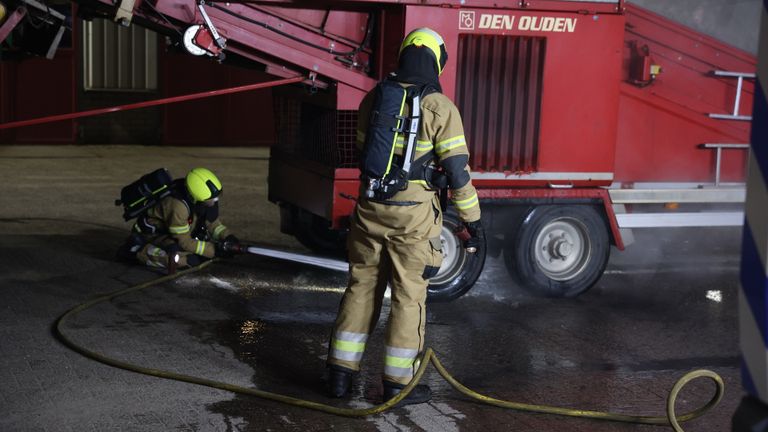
456, 35, 545, 173
336, 110, 359, 168
305, 104, 337, 165
274, 96, 301, 155
273, 94, 358, 168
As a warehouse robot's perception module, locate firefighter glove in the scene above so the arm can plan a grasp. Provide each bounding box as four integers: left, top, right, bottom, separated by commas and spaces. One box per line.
214, 236, 238, 258
214, 241, 232, 258
224, 234, 240, 247
463, 220, 484, 253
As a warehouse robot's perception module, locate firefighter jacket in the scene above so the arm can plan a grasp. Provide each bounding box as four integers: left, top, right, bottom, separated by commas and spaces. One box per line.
134, 195, 231, 258
356, 87, 481, 223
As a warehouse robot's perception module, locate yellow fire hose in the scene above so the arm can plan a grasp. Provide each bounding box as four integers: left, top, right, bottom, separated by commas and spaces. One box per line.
55, 261, 724, 431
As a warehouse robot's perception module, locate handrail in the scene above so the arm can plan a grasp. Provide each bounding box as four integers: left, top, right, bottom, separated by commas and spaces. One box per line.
0, 75, 306, 130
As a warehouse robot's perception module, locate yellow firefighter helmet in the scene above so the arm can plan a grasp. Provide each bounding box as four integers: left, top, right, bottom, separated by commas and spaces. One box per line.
399, 27, 448, 75
185, 167, 222, 202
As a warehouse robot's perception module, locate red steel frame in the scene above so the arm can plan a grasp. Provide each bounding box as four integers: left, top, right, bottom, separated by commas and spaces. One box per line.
148, 2, 377, 93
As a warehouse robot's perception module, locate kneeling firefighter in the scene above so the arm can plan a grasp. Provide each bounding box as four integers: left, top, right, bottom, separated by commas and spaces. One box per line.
326, 28, 483, 405
117, 167, 241, 270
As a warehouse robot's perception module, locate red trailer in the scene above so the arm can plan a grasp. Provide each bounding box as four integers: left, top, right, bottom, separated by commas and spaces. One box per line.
0, 0, 755, 300
260, 0, 755, 300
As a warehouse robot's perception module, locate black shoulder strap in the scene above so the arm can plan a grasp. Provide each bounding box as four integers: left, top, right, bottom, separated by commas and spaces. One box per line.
419, 83, 440, 98
401, 82, 441, 175
400, 86, 422, 176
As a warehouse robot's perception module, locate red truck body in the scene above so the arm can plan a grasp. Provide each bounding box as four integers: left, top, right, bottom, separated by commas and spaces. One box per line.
269, 2, 625, 229
261, 1, 754, 298
264, 1, 753, 225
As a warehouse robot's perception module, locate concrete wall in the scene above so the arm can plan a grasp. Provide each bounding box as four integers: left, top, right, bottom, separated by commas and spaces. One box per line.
627, 0, 761, 54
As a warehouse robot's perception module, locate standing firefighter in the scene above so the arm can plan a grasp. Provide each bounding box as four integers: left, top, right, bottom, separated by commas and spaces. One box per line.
326, 28, 483, 405
116, 167, 241, 269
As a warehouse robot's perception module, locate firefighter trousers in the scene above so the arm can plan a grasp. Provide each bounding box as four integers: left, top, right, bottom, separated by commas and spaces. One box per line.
133, 235, 198, 269
328, 195, 443, 385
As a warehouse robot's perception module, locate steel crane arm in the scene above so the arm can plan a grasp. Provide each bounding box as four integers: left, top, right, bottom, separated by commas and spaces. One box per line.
74, 0, 378, 91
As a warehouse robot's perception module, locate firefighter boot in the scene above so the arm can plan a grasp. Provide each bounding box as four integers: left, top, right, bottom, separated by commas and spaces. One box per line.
383, 380, 432, 407
327, 365, 355, 398
116, 234, 145, 263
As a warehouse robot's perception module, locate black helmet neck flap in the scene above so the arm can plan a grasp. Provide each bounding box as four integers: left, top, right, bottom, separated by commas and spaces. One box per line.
392, 45, 442, 93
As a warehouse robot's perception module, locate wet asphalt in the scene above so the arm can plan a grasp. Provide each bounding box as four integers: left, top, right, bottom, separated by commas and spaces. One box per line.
0, 145, 744, 431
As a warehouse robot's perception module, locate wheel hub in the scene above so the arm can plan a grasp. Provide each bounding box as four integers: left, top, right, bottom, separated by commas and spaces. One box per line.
534, 218, 591, 280
550, 237, 572, 259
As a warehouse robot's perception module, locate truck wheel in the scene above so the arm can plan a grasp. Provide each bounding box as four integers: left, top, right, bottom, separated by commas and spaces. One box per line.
505, 205, 609, 297
294, 211, 347, 258
427, 211, 486, 302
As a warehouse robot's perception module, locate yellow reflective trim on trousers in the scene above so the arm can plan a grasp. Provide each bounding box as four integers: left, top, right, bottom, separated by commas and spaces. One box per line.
409, 180, 428, 186
146, 260, 166, 268
356, 130, 366, 143
453, 194, 479, 210
333, 339, 366, 353
435, 135, 466, 155
195, 241, 205, 255
148, 246, 164, 257
384, 91, 408, 177
169, 225, 190, 234
385, 355, 415, 369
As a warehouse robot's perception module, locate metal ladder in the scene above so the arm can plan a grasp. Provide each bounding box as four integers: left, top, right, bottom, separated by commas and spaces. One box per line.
700, 70, 754, 186
708, 70, 756, 121
612, 69, 754, 228
699, 143, 749, 187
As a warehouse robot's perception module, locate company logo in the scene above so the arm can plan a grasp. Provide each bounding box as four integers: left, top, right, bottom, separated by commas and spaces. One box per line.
459, 11, 578, 33
459, 11, 475, 30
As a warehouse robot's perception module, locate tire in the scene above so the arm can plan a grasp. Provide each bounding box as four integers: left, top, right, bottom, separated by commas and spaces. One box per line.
504, 205, 609, 298
294, 211, 347, 258
427, 211, 486, 302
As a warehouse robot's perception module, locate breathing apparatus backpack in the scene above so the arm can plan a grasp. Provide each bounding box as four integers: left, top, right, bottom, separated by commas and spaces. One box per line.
115, 168, 174, 221
361, 79, 436, 201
